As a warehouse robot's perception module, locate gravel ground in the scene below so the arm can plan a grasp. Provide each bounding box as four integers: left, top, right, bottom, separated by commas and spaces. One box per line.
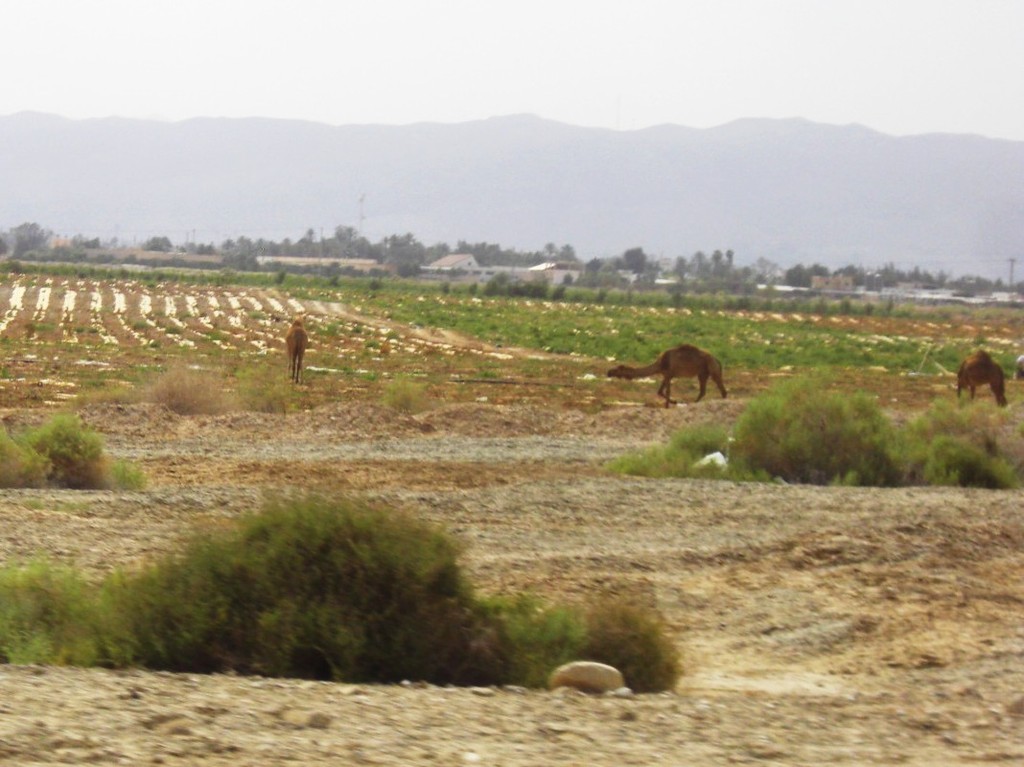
0, 400, 1022, 766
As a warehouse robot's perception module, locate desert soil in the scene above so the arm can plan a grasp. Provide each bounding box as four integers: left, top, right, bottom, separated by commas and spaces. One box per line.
0, 396, 1021, 766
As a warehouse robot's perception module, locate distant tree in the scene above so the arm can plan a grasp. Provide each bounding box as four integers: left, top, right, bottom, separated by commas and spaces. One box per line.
622, 247, 647, 275
142, 236, 173, 252
691, 251, 708, 278
72, 235, 101, 249
11, 222, 51, 258
383, 232, 427, 273
751, 258, 781, 283
0, 237, 7, 257
784, 262, 830, 288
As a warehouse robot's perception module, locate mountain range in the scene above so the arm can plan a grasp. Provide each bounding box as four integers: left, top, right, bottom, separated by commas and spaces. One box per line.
1, 112, 1022, 279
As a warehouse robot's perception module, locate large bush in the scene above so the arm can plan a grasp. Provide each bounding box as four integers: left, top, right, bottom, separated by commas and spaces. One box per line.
1, 496, 681, 691
104, 496, 491, 683
730, 376, 903, 486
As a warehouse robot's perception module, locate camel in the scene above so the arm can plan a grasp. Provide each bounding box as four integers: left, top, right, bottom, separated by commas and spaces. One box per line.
607, 344, 727, 408
957, 350, 1007, 406
285, 316, 308, 384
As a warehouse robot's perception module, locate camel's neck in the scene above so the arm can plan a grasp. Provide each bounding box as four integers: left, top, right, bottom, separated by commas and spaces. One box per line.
619, 362, 662, 379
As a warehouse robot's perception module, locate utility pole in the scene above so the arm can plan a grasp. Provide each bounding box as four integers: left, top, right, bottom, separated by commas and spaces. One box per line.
1010, 258, 1017, 293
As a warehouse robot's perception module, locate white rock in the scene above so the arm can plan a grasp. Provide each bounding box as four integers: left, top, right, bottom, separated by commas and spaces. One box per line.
548, 661, 625, 694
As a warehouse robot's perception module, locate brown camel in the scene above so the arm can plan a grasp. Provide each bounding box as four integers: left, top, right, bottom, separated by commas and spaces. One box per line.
957, 350, 1007, 406
607, 344, 727, 408
285, 316, 308, 384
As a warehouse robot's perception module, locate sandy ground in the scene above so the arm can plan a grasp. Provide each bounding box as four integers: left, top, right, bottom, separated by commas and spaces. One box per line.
0, 398, 1021, 765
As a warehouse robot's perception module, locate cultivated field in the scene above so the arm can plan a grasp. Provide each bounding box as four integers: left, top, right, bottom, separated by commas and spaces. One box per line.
0, 274, 1022, 766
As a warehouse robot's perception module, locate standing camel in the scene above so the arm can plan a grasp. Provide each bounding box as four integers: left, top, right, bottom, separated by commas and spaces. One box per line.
607, 344, 727, 408
285, 316, 308, 384
957, 350, 1007, 406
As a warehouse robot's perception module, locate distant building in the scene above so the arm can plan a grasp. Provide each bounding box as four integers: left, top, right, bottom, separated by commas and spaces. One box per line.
527, 261, 582, 285
426, 253, 480, 272
811, 274, 855, 292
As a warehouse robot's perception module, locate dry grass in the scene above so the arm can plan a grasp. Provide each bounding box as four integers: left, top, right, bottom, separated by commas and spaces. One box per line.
142, 366, 236, 416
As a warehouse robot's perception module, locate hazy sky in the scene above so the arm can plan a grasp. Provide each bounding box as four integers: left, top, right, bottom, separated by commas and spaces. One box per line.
4, 0, 1023, 140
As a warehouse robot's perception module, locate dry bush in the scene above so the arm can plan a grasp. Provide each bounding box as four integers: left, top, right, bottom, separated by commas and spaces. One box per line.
143, 366, 236, 415
381, 378, 431, 414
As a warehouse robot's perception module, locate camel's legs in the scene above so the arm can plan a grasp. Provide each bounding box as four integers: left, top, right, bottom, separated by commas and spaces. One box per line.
695, 373, 708, 402
658, 377, 675, 407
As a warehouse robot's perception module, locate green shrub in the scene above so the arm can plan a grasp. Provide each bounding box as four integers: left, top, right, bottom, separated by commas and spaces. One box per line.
144, 366, 235, 415
109, 459, 147, 490
21, 413, 110, 489
479, 595, 586, 688
0, 559, 101, 665
908, 398, 1006, 454
922, 436, 1018, 489
0, 430, 49, 488
582, 598, 681, 693
103, 496, 494, 683
607, 424, 731, 479
903, 399, 1020, 487
731, 376, 903, 486
381, 377, 430, 414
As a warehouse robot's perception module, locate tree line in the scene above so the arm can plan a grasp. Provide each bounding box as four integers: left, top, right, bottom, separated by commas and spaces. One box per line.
0, 221, 1012, 296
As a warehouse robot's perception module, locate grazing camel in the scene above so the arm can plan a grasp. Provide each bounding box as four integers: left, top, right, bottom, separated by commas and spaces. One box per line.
607, 344, 727, 408
957, 350, 1007, 406
285, 316, 308, 384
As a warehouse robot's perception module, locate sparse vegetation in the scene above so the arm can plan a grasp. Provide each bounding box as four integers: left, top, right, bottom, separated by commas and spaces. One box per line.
381, 377, 430, 414
235, 363, 296, 413
606, 424, 731, 479
610, 375, 1024, 489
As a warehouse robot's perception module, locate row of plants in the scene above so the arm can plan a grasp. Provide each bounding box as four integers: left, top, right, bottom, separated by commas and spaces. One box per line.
609, 375, 1022, 489
8, 260, 1017, 377
0, 496, 680, 692
364, 288, 996, 373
